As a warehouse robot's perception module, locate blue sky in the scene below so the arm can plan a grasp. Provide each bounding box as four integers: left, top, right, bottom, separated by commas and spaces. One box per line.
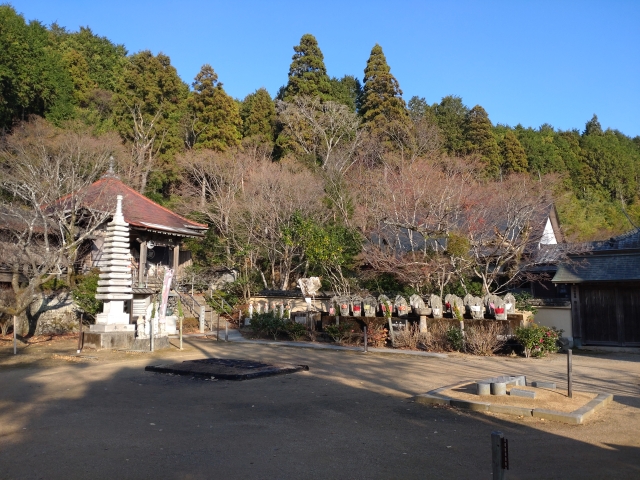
8, 0, 640, 137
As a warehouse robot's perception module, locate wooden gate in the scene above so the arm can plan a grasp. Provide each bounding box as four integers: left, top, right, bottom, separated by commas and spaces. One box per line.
579, 284, 640, 346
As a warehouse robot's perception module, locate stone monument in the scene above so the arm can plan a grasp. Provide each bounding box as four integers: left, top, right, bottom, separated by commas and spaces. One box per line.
84, 195, 135, 349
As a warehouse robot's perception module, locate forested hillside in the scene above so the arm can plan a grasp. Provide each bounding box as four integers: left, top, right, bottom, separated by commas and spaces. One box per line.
1, 5, 639, 297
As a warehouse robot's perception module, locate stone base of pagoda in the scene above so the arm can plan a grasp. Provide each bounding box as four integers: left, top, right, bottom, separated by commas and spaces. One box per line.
82, 331, 170, 350
82, 331, 136, 350
93, 299, 133, 330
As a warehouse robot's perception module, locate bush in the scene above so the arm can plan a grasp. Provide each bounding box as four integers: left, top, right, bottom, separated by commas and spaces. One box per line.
464, 322, 507, 356
250, 312, 284, 340
393, 323, 427, 350
446, 325, 464, 351
283, 320, 307, 341
324, 323, 353, 344
71, 270, 102, 318
515, 323, 561, 358
420, 321, 451, 352
365, 323, 389, 347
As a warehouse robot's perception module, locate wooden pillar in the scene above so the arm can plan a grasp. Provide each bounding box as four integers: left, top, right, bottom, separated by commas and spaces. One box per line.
172, 243, 180, 283
139, 241, 147, 287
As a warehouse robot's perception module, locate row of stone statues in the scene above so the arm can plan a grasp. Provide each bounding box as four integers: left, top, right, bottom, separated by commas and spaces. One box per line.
328, 292, 517, 319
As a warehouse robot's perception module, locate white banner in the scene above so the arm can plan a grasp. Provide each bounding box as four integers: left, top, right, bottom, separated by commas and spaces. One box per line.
158, 268, 174, 323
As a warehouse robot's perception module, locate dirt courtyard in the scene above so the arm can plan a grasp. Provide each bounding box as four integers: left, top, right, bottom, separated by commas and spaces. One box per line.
0, 335, 639, 479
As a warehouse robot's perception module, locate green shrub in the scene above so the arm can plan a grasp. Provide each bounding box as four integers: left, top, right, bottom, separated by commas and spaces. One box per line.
283, 320, 307, 341
515, 323, 561, 358
324, 323, 353, 344
72, 270, 102, 318
446, 325, 464, 351
250, 312, 284, 340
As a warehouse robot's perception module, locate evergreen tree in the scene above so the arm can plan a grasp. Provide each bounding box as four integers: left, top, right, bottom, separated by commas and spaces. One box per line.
114, 50, 188, 192
187, 64, 242, 151
282, 34, 332, 101
328, 75, 362, 112
499, 130, 528, 173
240, 88, 276, 143
584, 114, 603, 136
0, 5, 74, 128
434, 95, 468, 154
463, 105, 500, 173
359, 44, 408, 132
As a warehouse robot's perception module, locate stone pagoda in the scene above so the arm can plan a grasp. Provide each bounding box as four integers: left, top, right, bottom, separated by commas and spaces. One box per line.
92, 194, 134, 333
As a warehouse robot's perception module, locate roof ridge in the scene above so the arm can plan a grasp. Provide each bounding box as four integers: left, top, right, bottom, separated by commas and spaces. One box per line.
103, 178, 208, 228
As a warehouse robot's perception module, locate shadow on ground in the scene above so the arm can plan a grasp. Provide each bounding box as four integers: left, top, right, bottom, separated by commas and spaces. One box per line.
0, 338, 639, 479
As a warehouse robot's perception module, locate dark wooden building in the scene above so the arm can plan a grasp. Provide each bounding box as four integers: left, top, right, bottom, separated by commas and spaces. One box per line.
553, 228, 640, 347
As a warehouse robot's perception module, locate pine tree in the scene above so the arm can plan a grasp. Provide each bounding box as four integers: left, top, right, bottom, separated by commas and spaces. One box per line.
434, 95, 468, 154
584, 114, 603, 136
240, 88, 276, 142
499, 130, 528, 173
282, 34, 332, 101
359, 44, 408, 131
463, 105, 500, 173
188, 64, 242, 151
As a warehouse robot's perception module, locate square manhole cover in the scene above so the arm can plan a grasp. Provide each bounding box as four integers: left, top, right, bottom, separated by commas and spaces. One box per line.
145, 358, 309, 380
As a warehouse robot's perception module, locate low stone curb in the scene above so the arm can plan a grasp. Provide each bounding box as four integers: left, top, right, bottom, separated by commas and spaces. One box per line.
175, 332, 448, 358
413, 382, 613, 424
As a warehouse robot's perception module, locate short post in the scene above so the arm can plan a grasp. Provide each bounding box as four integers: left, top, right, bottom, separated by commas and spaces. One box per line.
491, 431, 508, 480
13, 315, 17, 355
179, 317, 183, 350
210, 309, 214, 333
217, 312, 220, 342
363, 326, 368, 353
77, 313, 84, 354
150, 317, 154, 352
567, 349, 573, 398
199, 305, 205, 333
225, 320, 228, 342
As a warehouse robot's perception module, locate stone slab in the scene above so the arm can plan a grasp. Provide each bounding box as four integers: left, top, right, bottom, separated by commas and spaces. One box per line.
131, 336, 170, 351
83, 331, 135, 350
414, 394, 450, 406
509, 388, 536, 399
90, 323, 135, 332
531, 381, 556, 389
449, 399, 489, 411
145, 358, 309, 381
532, 409, 583, 425
488, 404, 533, 416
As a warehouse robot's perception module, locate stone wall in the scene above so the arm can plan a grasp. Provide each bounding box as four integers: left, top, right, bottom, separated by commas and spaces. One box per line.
23, 292, 79, 335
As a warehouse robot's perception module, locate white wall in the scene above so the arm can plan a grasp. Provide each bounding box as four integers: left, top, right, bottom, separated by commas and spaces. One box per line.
535, 306, 572, 344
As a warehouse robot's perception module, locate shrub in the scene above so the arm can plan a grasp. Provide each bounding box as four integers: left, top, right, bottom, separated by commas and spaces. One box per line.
324, 323, 353, 344
464, 322, 507, 356
250, 312, 284, 340
446, 325, 464, 352
72, 270, 102, 319
365, 323, 389, 347
421, 321, 451, 352
283, 320, 307, 341
393, 323, 427, 350
515, 323, 561, 358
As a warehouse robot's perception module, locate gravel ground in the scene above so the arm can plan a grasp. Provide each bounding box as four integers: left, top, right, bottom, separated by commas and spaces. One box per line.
0, 335, 639, 479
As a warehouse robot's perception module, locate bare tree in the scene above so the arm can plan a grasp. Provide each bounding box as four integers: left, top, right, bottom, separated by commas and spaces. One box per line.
461, 174, 558, 294
277, 96, 361, 172
0, 119, 114, 324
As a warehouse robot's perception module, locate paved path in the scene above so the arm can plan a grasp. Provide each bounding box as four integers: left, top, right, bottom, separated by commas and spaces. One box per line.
1, 335, 639, 479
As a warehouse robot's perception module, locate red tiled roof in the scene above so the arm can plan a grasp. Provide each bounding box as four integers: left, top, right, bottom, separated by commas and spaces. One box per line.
76, 177, 208, 237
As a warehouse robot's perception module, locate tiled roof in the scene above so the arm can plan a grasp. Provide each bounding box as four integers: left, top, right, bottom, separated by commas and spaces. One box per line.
69, 177, 207, 237
553, 252, 640, 283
